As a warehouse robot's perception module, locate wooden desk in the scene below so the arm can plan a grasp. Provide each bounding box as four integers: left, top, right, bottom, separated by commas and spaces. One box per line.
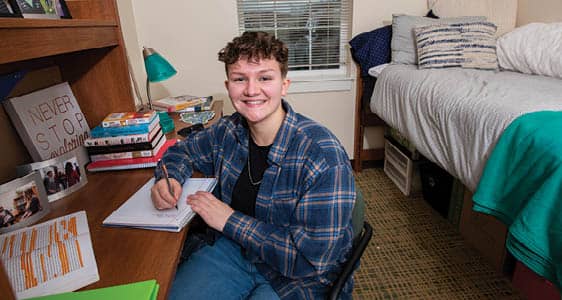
0, 101, 223, 300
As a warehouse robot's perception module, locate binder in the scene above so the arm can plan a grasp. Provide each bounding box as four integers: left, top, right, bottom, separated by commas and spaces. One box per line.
29, 279, 159, 300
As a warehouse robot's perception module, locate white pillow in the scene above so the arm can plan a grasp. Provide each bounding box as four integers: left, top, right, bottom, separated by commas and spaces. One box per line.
427, 0, 517, 36
496, 23, 562, 79
391, 14, 486, 65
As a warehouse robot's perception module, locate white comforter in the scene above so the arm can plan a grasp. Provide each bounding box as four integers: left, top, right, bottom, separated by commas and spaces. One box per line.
371, 64, 562, 191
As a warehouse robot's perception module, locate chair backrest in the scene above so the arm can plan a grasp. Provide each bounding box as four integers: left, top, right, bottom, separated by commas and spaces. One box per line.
351, 188, 366, 242
328, 186, 372, 300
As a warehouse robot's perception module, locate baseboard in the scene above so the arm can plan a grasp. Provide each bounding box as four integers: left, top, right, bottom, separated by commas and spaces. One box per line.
352, 148, 385, 172
361, 148, 384, 161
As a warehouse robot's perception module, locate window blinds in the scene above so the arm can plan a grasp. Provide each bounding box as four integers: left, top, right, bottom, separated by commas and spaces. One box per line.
237, 0, 352, 71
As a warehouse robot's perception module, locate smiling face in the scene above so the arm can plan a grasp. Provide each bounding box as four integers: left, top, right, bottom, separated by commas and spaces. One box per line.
225, 57, 290, 129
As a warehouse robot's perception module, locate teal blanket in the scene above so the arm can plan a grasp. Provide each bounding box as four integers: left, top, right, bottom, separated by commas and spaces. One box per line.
473, 111, 562, 290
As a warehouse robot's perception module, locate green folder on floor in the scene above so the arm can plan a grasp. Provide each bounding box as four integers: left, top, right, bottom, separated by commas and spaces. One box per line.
29, 280, 159, 300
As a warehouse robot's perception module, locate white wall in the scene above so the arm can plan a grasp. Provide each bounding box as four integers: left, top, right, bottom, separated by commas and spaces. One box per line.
117, 0, 238, 108
352, 0, 427, 150
517, 0, 562, 25
115, 0, 143, 103
117, 0, 427, 157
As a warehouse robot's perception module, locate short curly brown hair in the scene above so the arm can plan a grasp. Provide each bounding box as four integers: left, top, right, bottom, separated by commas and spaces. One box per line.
218, 31, 289, 78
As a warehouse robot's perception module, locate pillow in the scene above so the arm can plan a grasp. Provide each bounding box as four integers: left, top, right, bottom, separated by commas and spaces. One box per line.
427, 0, 517, 36
349, 25, 392, 77
496, 23, 562, 79
391, 14, 486, 65
414, 21, 498, 70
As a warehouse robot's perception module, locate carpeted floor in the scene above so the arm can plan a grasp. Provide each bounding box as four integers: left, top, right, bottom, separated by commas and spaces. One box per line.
352, 167, 523, 299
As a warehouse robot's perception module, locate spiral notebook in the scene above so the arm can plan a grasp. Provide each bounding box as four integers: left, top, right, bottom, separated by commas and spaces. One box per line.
103, 177, 217, 232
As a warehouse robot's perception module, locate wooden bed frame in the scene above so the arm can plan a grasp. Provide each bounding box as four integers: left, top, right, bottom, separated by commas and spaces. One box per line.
353, 67, 385, 172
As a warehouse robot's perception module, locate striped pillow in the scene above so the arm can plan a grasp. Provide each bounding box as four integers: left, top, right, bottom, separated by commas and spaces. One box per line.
414, 22, 498, 70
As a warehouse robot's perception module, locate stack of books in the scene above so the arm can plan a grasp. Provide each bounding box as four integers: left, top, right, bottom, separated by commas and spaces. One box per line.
152, 95, 214, 113
85, 111, 175, 172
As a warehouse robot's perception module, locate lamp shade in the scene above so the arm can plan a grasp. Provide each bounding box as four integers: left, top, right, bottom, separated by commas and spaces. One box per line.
143, 47, 177, 83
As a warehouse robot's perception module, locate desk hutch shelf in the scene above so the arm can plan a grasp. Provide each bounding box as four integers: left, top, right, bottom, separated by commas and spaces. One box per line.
0, 0, 135, 183
0, 1, 135, 298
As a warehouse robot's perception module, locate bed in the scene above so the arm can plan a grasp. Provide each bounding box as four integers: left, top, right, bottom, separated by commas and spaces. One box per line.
371, 63, 562, 289
351, 0, 562, 291
371, 64, 562, 192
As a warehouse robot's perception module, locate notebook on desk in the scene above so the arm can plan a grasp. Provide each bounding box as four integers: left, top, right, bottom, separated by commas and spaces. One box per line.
30, 279, 159, 300
103, 177, 217, 232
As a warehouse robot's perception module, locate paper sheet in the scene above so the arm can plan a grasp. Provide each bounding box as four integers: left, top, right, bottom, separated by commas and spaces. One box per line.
0, 211, 99, 299
103, 178, 217, 232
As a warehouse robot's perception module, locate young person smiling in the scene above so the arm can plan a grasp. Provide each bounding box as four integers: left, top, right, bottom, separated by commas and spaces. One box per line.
151, 31, 356, 299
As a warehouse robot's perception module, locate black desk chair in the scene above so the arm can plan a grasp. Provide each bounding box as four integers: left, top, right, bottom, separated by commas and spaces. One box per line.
329, 189, 373, 300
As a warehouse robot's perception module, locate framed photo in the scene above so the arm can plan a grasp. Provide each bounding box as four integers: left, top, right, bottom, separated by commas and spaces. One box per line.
0, 172, 50, 234
0, 0, 21, 17
17, 147, 89, 203
11, 0, 59, 19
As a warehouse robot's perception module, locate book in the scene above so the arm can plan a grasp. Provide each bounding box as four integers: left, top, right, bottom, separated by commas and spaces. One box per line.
13, 0, 60, 19
84, 123, 162, 147
86, 129, 163, 155
101, 111, 157, 128
86, 139, 176, 172
174, 96, 214, 113
0, 211, 99, 299
90, 114, 160, 138
89, 134, 166, 162
152, 95, 208, 112
3, 82, 91, 161
28, 279, 159, 300
103, 177, 217, 232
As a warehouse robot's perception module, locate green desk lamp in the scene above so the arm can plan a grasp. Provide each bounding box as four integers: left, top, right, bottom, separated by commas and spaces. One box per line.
143, 47, 177, 110
143, 47, 177, 133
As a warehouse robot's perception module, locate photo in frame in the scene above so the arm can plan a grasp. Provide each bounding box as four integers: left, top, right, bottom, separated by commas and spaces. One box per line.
0, 0, 21, 17
0, 172, 50, 234
17, 147, 89, 203
11, 0, 59, 19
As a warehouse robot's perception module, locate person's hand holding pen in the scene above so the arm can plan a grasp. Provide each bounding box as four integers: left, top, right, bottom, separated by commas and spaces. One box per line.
150, 163, 182, 210
161, 164, 178, 210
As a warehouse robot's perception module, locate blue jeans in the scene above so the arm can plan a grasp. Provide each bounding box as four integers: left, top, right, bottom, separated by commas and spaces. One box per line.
169, 237, 280, 300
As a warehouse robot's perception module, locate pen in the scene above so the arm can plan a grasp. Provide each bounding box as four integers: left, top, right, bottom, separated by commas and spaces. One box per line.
161, 163, 178, 210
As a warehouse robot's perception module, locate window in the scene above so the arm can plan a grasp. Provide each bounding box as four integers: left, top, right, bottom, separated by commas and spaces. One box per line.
237, 0, 353, 93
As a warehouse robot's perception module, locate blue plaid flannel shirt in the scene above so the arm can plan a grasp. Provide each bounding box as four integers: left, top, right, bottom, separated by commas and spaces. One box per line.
155, 101, 356, 298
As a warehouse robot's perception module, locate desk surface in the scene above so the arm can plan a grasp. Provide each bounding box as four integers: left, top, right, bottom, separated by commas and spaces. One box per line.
0, 101, 223, 300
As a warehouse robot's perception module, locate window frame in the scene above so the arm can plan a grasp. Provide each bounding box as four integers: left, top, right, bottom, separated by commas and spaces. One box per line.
236, 0, 353, 93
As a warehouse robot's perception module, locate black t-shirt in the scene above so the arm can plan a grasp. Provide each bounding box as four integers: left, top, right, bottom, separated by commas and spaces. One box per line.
231, 138, 271, 217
